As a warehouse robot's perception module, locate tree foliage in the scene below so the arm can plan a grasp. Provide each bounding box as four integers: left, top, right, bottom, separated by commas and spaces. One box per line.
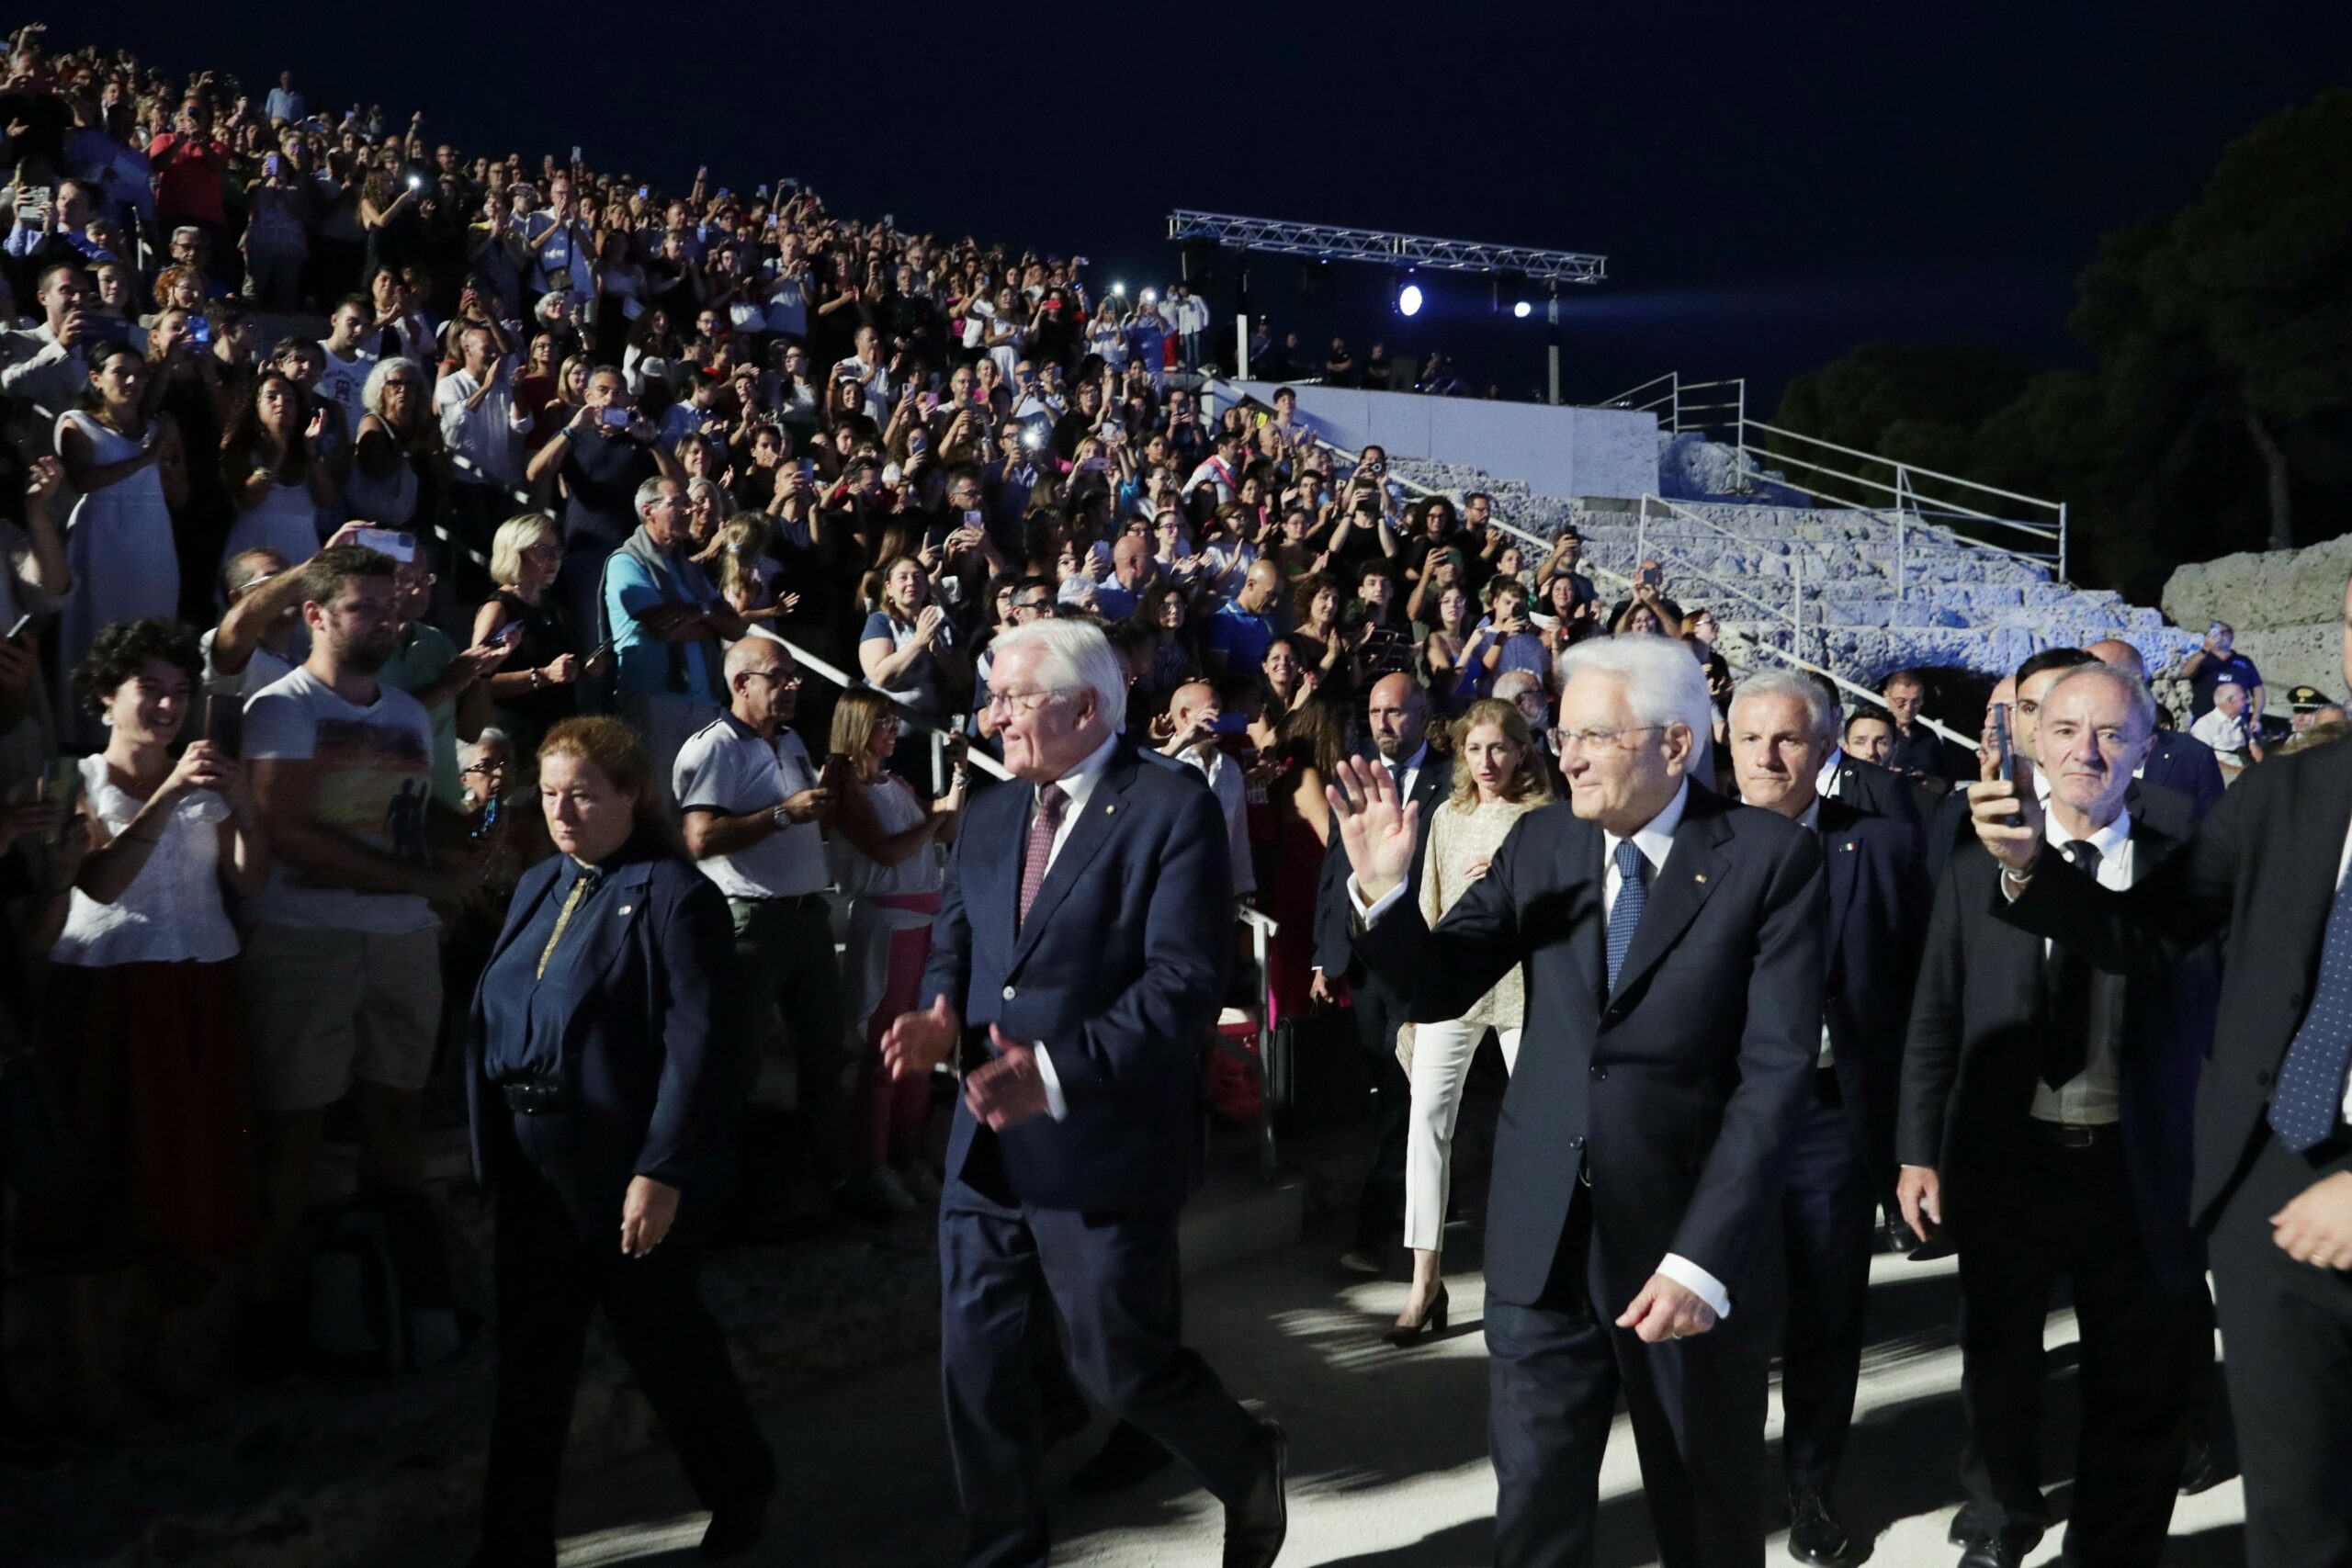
1772, 90, 2352, 599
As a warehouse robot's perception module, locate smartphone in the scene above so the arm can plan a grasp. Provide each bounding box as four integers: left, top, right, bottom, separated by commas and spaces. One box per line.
5, 611, 29, 640
570, 144, 582, 164
584, 636, 616, 664
203, 692, 244, 756
352, 525, 417, 563
602, 405, 632, 429
14, 183, 48, 222
39, 754, 80, 842
406, 173, 424, 191
490, 619, 526, 648
1990, 703, 2015, 784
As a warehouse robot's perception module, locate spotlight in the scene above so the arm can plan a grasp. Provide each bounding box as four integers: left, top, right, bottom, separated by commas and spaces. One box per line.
1497, 268, 1532, 319
1396, 281, 1424, 318
1112, 281, 1127, 297
1513, 299, 1532, 319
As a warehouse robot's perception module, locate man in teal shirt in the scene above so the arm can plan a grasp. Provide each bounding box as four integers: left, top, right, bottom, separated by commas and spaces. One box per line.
602, 475, 746, 806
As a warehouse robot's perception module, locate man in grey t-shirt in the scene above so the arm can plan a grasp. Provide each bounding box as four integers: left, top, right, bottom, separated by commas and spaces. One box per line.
241, 544, 483, 1326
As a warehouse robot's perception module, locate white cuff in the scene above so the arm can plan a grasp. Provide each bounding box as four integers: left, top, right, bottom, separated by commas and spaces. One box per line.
1657, 1254, 1732, 1320
1031, 1041, 1069, 1122
1347, 874, 1408, 926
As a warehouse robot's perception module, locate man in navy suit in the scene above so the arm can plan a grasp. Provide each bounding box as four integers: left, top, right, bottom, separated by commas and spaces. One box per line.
1313, 671, 1453, 1272
1329, 636, 1825, 1568
1900, 664, 2213, 1567
883, 619, 1286, 1568
1727, 672, 1930, 1564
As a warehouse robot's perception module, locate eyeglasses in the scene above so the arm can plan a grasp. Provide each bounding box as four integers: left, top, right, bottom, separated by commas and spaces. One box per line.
1554, 724, 1666, 754
986, 687, 1074, 716
744, 670, 803, 688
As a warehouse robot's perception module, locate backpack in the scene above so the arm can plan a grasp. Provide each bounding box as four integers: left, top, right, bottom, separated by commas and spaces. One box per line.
304, 1187, 469, 1373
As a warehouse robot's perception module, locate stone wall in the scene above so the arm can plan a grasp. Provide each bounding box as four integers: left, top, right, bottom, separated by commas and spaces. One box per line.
2163, 536, 2352, 701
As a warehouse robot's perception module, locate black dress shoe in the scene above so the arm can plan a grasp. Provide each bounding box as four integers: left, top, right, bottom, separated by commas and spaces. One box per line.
1880, 1218, 1918, 1255
1786, 1486, 1852, 1565
1069, 1421, 1173, 1495
1224, 1419, 1288, 1568
698, 1491, 769, 1559
1041, 1398, 1091, 1449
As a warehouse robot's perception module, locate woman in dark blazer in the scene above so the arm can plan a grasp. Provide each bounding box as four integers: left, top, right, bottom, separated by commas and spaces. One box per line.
465, 716, 774, 1566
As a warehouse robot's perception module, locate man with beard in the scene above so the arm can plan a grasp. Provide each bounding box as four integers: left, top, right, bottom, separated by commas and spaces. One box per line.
241, 545, 486, 1349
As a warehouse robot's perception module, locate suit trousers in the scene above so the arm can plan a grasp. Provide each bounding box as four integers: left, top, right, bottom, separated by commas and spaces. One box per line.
728, 897, 849, 1182
1952, 1133, 2198, 1562
479, 1150, 774, 1564
2209, 1132, 2352, 1568
1350, 983, 1411, 1247
1403, 1020, 1521, 1254
1486, 1188, 1771, 1568
1779, 1073, 1875, 1495
938, 1182, 1265, 1568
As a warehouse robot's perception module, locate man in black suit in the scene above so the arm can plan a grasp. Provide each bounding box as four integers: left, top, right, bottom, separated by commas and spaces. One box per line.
1972, 580, 2352, 1568
1313, 671, 1453, 1274
1807, 677, 1924, 835
884, 619, 1286, 1568
1728, 672, 1930, 1564
1883, 668, 1977, 784
1329, 635, 1825, 1568
2088, 637, 2227, 822
1901, 663, 2214, 1567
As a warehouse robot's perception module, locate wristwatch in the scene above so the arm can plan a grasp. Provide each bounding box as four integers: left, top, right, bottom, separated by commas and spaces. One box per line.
771, 803, 793, 829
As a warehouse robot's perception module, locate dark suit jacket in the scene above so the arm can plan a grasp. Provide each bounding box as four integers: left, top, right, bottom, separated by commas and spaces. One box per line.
466, 840, 741, 1234
1313, 750, 1454, 983
1352, 782, 1826, 1311
2141, 728, 2226, 821
1818, 799, 1933, 1196
922, 742, 1232, 1214
1826, 751, 1924, 834
1901, 826, 2215, 1293
1998, 734, 2352, 1228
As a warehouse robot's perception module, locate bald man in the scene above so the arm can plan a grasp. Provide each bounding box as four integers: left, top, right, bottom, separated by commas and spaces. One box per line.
1315, 672, 1454, 1270
1095, 535, 1159, 622
1204, 559, 1286, 677
2088, 638, 2224, 821
1159, 681, 1254, 897
673, 633, 853, 1217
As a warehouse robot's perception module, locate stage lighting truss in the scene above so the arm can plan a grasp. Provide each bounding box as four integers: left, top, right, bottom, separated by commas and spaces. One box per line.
1166, 210, 1606, 288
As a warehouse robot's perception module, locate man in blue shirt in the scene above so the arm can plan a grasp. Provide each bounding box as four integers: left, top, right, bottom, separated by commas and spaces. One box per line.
1091, 536, 1158, 623
1204, 559, 1286, 678
2181, 621, 2265, 721
264, 72, 305, 125
602, 476, 746, 807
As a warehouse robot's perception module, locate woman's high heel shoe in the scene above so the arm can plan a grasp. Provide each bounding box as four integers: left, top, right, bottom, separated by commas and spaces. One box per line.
1381, 1283, 1450, 1347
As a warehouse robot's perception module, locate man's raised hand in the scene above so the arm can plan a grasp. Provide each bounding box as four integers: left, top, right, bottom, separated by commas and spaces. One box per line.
1326, 756, 1419, 907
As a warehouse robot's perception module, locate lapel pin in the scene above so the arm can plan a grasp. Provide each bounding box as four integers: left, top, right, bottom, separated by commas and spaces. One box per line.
617, 905, 633, 916
1694, 873, 1707, 884
1105, 803, 1116, 815
1844, 840, 1857, 852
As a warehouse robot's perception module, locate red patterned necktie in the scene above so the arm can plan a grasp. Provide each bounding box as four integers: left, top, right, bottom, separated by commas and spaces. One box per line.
1017, 784, 1068, 930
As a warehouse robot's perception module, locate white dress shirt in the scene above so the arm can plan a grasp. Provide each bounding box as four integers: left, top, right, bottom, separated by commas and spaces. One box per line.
1813, 748, 1847, 801
1352, 775, 1734, 1319
1023, 731, 1122, 1121
2030, 807, 2134, 1126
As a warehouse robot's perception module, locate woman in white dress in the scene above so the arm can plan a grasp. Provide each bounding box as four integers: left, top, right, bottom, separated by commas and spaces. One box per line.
55, 343, 186, 743
1385, 697, 1552, 1344
218, 370, 336, 575
827, 687, 964, 1217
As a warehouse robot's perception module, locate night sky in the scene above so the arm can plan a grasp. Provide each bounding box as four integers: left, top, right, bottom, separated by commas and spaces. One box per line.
94, 0, 2352, 408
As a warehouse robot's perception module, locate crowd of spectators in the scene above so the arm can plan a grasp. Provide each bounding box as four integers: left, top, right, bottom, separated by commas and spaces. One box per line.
0, 32, 2318, 1557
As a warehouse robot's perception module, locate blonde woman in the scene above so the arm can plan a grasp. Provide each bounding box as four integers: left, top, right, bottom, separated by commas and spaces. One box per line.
1385, 697, 1551, 1344
471, 513, 583, 752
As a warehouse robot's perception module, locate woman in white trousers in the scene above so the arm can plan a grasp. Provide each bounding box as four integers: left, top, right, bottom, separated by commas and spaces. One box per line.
1386, 697, 1550, 1343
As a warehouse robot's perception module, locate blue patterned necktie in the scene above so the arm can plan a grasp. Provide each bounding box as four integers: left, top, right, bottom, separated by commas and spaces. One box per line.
1606, 839, 1649, 993
2269, 864, 2352, 1150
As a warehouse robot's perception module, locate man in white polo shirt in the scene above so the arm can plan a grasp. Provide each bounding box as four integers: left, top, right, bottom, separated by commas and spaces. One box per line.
673, 631, 847, 1221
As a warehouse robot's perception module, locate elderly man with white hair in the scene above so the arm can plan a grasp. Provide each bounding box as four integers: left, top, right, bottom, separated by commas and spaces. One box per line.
882, 618, 1290, 1568
1330, 633, 1826, 1568
1725, 669, 1931, 1563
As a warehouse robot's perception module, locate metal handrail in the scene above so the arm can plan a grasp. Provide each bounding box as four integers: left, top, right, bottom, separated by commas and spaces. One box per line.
1734, 636, 1975, 751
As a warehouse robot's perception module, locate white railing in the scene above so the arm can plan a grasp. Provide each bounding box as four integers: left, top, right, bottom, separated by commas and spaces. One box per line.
1601, 370, 1747, 441
1600, 370, 2071, 582
1734, 637, 1975, 751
